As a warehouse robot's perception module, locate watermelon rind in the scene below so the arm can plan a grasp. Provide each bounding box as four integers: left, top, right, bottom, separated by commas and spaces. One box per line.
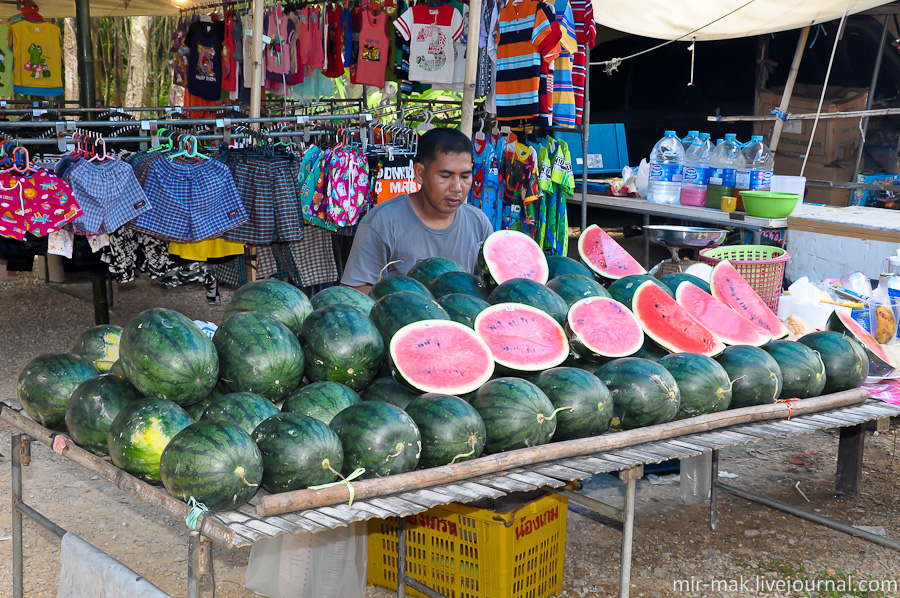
281, 381, 361, 424
607, 274, 674, 307
371, 275, 433, 301
405, 394, 486, 468
827, 310, 897, 370
546, 274, 611, 309
199, 391, 281, 436
567, 297, 645, 360
474, 303, 570, 372
710, 260, 789, 340
472, 378, 558, 454
407, 257, 465, 288
763, 340, 827, 399
370, 290, 450, 349
578, 224, 646, 280
429, 271, 491, 301
361, 376, 420, 409
488, 278, 569, 325
632, 281, 726, 357
17, 353, 99, 429
546, 255, 595, 280
437, 293, 491, 329
329, 402, 421, 478
660, 272, 711, 295
798, 331, 868, 394
658, 353, 732, 419
675, 281, 772, 347
108, 398, 194, 484
389, 320, 495, 395
714, 346, 783, 408
311, 286, 376, 315
72, 325, 123, 372
479, 229, 550, 285
532, 367, 613, 441
224, 279, 313, 335
299, 305, 385, 391
594, 358, 681, 429
160, 421, 263, 510
65, 374, 144, 455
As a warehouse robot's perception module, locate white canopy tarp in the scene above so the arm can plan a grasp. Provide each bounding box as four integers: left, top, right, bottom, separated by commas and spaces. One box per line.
592, 0, 893, 41
2, 1, 181, 18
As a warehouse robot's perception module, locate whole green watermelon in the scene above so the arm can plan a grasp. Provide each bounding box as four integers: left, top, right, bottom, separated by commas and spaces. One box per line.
160, 421, 263, 510
369, 291, 449, 348
533, 367, 613, 440
72, 325, 123, 372
437, 294, 491, 329
546, 255, 595, 280
252, 412, 344, 493
214, 311, 305, 401
407, 257, 465, 288
361, 376, 419, 409
108, 398, 193, 483
199, 392, 280, 436
371, 275, 433, 300
658, 353, 732, 419
224, 279, 313, 335
281, 381, 361, 424
18, 353, 99, 429
546, 274, 611, 309
763, 340, 827, 399
185, 382, 229, 421
329, 402, 421, 478
118, 309, 218, 406
487, 278, 569, 325
405, 394, 486, 467
798, 331, 868, 394
594, 358, 681, 429
429, 271, 491, 301
472, 378, 558, 454
300, 305, 385, 391
715, 346, 783, 408
65, 374, 143, 455
311, 286, 376, 315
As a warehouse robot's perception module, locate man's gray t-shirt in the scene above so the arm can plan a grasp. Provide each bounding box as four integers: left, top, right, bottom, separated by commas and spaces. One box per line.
341, 195, 494, 286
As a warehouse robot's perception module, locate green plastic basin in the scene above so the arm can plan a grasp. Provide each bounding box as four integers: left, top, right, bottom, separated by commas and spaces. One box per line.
738, 191, 802, 218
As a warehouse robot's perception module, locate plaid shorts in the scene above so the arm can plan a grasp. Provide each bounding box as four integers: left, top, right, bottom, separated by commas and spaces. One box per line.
68, 159, 152, 234
223, 154, 304, 245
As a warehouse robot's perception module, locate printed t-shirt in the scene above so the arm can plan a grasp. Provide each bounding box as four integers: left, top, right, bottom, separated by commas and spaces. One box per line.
222, 14, 238, 92
0, 22, 13, 97
372, 155, 419, 204
323, 4, 346, 78
354, 10, 389, 87
185, 20, 225, 101
394, 3, 464, 85
10, 19, 63, 97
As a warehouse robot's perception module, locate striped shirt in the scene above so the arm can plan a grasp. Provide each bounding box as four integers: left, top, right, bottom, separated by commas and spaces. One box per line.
570, 0, 596, 125
551, 0, 578, 129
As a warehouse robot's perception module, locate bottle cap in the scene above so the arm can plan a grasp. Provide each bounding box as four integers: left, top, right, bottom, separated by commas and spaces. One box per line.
725, 133, 737, 140
664, 130, 677, 136
699, 133, 711, 139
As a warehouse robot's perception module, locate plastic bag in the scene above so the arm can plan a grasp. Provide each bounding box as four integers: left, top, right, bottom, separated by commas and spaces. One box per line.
622, 159, 650, 198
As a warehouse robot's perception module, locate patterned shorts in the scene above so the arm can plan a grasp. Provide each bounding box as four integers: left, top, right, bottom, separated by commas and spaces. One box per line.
68, 159, 153, 234
0, 171, 83, 241
223, 154, 304, 245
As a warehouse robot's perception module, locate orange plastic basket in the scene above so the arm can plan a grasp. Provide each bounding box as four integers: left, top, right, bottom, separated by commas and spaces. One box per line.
699, 245, 791, 312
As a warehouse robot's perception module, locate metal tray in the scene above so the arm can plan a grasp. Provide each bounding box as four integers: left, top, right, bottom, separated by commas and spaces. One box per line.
643, 225, 727, 249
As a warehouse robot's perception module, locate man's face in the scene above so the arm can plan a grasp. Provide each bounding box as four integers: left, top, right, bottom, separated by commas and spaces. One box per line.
414, 151, 474, 215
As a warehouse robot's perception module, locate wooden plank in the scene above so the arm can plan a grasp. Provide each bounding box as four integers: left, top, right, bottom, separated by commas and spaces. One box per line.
214, 511, 252, 525
257, 515, 308, 533
608, 448, 668, 463
225, 521, 268, 543
564, 456, 626, 473
506, 470, 567, 488
339, 501, 395, 520
531, 463, 595, 481
271, 511, 326, 533
427, 483, 482, 502
316, 505, 369, 524
367, 496, 430, 517
300, 510, 352, 529
457, 481, 506, 498
729, 425, 782, 438
676, 435, 726, 449
643, 440, 704, 459
243, 518, 290, 537
640, 442, 690, 460
473, 474, 539, 493
400, 488, 458, 508
798, 414, 854, 428
664, 438, 717, 453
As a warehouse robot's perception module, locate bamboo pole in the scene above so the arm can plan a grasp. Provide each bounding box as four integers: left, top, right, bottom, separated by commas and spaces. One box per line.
769, 26, 809, 152
459, 0, 484, 137
257, 389, 869, 516
0, 403, 238, 549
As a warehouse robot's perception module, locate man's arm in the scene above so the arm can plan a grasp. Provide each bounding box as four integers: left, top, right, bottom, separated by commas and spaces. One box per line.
340, 220, 390, 296
344, 282, 374, 295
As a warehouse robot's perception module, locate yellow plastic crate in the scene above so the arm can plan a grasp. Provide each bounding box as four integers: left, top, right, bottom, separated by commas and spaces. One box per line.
368, 493, 567, 598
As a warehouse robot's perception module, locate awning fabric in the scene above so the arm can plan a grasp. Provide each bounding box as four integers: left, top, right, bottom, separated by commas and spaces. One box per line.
592, 0, 893, 41
2, 1, 181, 18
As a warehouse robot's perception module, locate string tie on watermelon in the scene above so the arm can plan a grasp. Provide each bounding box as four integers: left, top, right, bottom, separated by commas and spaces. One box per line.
309, 459, 366, 506
537, 406, 575, 424
235, 466, 258, 488
775, 398, 801, 420
185, 497, 209, 531
449, 436, 479, 465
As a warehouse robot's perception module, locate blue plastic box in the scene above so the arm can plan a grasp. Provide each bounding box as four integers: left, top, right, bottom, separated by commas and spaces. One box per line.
558, 123, 629, 176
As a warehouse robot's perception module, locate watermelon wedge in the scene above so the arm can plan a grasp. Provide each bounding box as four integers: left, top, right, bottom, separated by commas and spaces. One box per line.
710, 260, 789, 339
479, 230, 549, 285
675, 282, 772, 347
390, 320, 495, 395
632, 281, 726, 357
828, 310, 897, 370
578, 224, 646, 280
474, 303, 569, 371
567, 297, 644, 360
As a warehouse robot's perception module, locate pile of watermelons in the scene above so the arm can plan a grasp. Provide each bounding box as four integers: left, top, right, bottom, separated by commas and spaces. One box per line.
16, 229, 892, 512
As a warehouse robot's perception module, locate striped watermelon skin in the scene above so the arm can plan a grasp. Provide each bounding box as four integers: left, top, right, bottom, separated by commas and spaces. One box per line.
72, 325, 123, 372
65, 374, 144, 455
214, 311, 305, 401
369, 291, 449, 348
471, 378, 557, 454
406, 394, 486, 467
281, 382, 361, 424
17, 353, 99, 429
658, 353, 732, 419
488, 278, 569, 325
798, 331, 867, 394
119, 309, 219, 406
437, 294, 490, 329
160, 421, 263, 511
199, 392, 280, 436
361, 376, 419, 409
185, 382, 228, 421
763, 340, 827, 399
714, 346, 783, 408
329, 402, 421, 478
252, 412, 344, 493
224, 279, 313, 335
370, 276, 433, 300
429, 271, 491, 301
546, 255, 595, 280
533, 368, 613, 441
300, 305, 385, 391
546, 274, 611, 309
108, 398, 194, 483
408, 257, 466, 288
594, 358, 681, 429
311, 286, 376, 315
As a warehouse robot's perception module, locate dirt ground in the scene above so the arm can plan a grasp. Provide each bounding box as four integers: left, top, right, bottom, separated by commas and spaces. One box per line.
0, 268, 899, 598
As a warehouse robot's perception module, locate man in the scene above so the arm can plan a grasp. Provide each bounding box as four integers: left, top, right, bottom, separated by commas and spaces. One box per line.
342, 128, 493, 295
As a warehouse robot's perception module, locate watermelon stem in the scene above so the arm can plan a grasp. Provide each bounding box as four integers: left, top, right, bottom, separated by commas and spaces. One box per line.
234, 466, 258, 488
537, 406, 575, 424
386, 442, 405, 459
449, 436, 478, 465
378, 261, 403, 282
727, 374, 747, 392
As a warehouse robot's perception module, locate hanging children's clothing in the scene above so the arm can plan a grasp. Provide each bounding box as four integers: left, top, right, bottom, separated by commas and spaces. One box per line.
0, 20, 13, 98
470, 135, 503, 231
171, 17, 189, 88
323, 4, 346, 78
0, 168, 82, 240
570, 0, 595, 125
353, 9, 389, 88
499, 140, 541, 236
185, 19, 226, 101
537, 137, 573, 255
9, 18, 63, 97
394, 2, 464, 85
65, 159, 152, 235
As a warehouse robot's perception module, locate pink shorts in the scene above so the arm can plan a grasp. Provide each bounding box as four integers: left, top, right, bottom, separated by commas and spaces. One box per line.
0, 170, 83, 240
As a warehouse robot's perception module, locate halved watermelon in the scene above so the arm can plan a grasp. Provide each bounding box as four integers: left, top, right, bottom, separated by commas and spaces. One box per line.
828, 310, 897, 370
578, 224, 646, 280
390, 320, 495, 395
479, 230, 549, 285
567, 297, 644, 360
675, 282, 771, 347
474, 303, 569, 372
632, 281, 726, 357
711, 260, 788, 339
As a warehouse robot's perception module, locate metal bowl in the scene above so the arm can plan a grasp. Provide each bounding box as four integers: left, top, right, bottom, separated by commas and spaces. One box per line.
643, 225, 728, 249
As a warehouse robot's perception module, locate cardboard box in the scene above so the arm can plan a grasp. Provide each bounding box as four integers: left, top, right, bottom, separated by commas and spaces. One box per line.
755, 85, 868, 164
775, 153, 852, 207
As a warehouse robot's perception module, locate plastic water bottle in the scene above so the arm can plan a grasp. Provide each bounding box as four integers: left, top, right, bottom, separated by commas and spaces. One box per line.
647, 130, 685, 205
706, 134, 742, 209
681, 130, 699, 151
680, 133, 714, 206
735, 135, 774, 206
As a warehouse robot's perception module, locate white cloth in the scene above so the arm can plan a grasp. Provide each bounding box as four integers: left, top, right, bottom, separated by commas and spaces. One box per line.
394, 4, 465, 84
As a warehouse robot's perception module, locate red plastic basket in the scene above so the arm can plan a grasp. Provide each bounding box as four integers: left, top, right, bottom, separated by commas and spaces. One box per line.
699, 245, 791, 312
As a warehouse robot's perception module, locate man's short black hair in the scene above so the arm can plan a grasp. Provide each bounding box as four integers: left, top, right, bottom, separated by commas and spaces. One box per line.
414, 128, 473, 167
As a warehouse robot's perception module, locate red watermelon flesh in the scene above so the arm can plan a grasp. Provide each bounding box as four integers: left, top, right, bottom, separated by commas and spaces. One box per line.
675, 281, 772, 347
578, 224, 646, 279
567, 297, 644, 358
390, 320, 495, 394
481, 230, 549, 285
830, 310, 897, 369
474, 303, 569, 371
632, 281, 726, 357
710, 260, 789, 339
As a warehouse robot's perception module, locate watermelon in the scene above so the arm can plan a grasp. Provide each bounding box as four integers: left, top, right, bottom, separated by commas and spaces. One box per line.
710, 260, 789, 339
474, 303, 570, 372
281, 381, 361, 424
407, 257, 465, 288
567, 297, 645, 361
108, 359, 127, 376
608, 274, 674, 306
479, 229, 550, 285
108, 398, 193, 483
488, 278, 569, 325
798, 331, 868, 394
118, 309, 218, 406
251, 412, 344, 493
299, 305, 385, 391
371, 275, 433, 301
311, 286, 376, 315
199, 392, 280, 435
224, 279, 313, 335
72, 325, 123, 372
65, 374, 143, 455
763, 340, 827, 399
186, 382, 228, 421
532, 367, 613, 441
471, 378, 558, 454
437, 293, 491, 328
329, 402, 421, 478
675, 282, 772, 347
632, 340, 672, 362
214, 311, 305, 401
429, 271, 491, 301
578, 224, 646, 280
361, 377, 420, 409
658, 353, 732, 419
714, 346, 783, 408
632, 281, 726, 357
405, 394, 486, 467
827, 310, 897, 370
660, 272, 710, 295
546, 274, 611, 308
547, 255, 594, 279
594, 358, 680, 429
159, 421, 263, 510
369, 291, 450, 348
17, 354, 99, 429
